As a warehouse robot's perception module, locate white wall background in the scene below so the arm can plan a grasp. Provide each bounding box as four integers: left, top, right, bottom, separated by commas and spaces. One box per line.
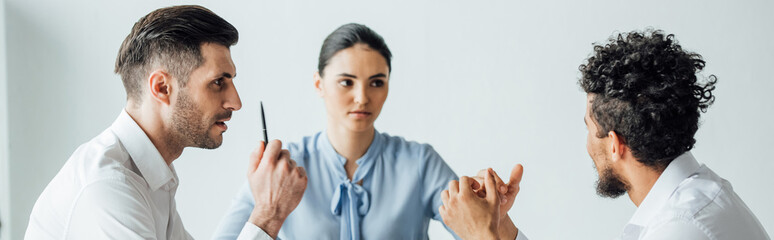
2, 0, 773, 239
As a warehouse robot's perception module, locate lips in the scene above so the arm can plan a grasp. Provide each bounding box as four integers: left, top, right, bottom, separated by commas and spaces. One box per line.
212, 111, 233, 131
348, 110, 372, 119
214, 117, 230, 131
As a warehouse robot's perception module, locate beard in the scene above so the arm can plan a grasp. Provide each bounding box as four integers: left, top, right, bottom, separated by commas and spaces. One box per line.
595, 163, 629, 198
170, 91, 231, 149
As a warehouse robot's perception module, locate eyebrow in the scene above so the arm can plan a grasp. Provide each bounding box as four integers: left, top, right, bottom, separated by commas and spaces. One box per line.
337, 73, 357, 78
219, 72, 235, 79
369, 73, 386, 79
336, 73, 387, 79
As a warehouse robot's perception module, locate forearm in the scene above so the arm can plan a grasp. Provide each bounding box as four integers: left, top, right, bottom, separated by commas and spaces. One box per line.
498, 214, 519, 240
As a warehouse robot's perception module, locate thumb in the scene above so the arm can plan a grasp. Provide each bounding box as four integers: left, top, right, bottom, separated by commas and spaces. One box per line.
248, 141, 266, 175
508, 164, 524, 187
485, 168, 499, 204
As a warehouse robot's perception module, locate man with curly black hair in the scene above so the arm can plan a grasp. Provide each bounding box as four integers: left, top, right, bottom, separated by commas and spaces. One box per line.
439, 30, 770, 240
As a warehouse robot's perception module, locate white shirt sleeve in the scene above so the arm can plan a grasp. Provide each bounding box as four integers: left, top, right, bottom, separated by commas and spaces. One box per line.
641, 219, 710, 240
236, 222, 274, 240
66, 180, 159, 239
64, 179, 272, 240
213, 182, 256, 239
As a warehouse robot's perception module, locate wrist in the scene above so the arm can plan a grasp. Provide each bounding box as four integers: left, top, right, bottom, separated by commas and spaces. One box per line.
484, 217, 500, 240
498, 214, 518, 240
248, 209, 285, 239
483, 230, 501, 240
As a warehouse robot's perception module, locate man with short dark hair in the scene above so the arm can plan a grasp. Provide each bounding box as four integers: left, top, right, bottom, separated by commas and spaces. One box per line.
25, 5, 307, 239
439, 30, 770, 240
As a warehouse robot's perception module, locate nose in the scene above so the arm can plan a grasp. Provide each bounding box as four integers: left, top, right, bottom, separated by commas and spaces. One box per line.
353, 84, 369, 105
225, 84, 242, 111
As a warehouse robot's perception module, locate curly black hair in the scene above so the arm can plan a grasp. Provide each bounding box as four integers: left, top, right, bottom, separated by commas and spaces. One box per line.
579, 29, 717, 170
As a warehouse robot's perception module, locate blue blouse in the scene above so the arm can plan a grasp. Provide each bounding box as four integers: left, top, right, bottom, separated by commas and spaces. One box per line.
213, 130, 460, 240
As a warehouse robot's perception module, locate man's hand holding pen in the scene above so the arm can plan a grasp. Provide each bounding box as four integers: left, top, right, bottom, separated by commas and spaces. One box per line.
246, 140, 308, 239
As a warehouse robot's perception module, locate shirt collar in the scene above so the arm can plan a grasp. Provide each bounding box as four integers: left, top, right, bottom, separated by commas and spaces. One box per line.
110, 109, 177, 191
318, 129, 385, 182
627, 151, 701, 226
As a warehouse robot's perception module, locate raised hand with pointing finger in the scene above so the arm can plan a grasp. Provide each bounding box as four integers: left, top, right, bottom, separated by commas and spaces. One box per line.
439, 172, 502, 240
474, 165, 524, 224
440, 164, 524, 240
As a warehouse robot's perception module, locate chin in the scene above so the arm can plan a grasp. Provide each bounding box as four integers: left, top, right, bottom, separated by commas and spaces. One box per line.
346, 122, 375, 132
207, 133, 224, 148
213, 135, 224, 144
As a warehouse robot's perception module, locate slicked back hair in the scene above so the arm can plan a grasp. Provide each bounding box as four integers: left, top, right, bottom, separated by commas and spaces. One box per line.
318, 23, 392, 76
115, 5, 238, 104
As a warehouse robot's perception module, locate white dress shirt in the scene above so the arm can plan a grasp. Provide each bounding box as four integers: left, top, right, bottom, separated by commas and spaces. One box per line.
25, 110, 272, 240
618, 152, 769, 240
515, 152, 769, 240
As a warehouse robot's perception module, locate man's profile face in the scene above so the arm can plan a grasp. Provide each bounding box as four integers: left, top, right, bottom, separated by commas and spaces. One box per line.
585, 94, 627, 198
170, 43, 241, 149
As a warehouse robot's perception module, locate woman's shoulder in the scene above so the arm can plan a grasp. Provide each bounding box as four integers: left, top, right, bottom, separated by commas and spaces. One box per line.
377, 131, 441, 161
284, 131, 326, 160
377, 131, 456, 180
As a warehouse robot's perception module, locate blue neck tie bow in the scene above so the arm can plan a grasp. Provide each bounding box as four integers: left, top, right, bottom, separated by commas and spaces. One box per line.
331, 181, 370, 240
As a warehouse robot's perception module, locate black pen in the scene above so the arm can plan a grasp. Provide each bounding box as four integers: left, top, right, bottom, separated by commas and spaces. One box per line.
260, 101, 268, 147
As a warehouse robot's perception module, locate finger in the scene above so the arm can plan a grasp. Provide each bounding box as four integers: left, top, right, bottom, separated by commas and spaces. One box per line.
276, 150, 295, 171
247, 142, 266, 174
448, 180, 460, 195
278, 149, 290, 159
296, 166, 307, 179
476, 169, 487, 178
469, 177, 481, 190
262, 139, 283, 165
296, 167, 308, 190
441, 190, 450, 206
476, 189, 486, 198
270, 139, 283, 148
459, 176, 475, 196
507, 164, 524, 189
287, 158, 297, 170
484, 171, 500, 204
471, 177, 484, 190
471, 176, 487, 197
489, 168, 507, 194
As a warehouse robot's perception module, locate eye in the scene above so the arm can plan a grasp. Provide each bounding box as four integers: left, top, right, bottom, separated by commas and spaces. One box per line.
213, 78, 224, 88
370, 79, 385, 87
338, 79, 353, 87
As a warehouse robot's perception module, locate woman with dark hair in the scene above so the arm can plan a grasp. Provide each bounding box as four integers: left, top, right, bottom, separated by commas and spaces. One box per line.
213, 23, 462, 239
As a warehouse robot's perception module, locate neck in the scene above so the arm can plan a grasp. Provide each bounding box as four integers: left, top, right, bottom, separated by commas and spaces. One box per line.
126, 104, 184, 165
326, 123, 375, 162
326, 121, 375, 181
623, 163, 664, 207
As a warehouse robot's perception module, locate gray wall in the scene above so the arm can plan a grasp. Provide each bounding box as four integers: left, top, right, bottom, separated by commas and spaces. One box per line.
0, 0, 9, 238
3, 0, 773, 239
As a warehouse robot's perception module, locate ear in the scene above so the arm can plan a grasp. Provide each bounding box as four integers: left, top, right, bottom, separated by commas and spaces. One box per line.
314, 71, 324, 98
608, 131, 627, 163
147, 69, 173, 106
